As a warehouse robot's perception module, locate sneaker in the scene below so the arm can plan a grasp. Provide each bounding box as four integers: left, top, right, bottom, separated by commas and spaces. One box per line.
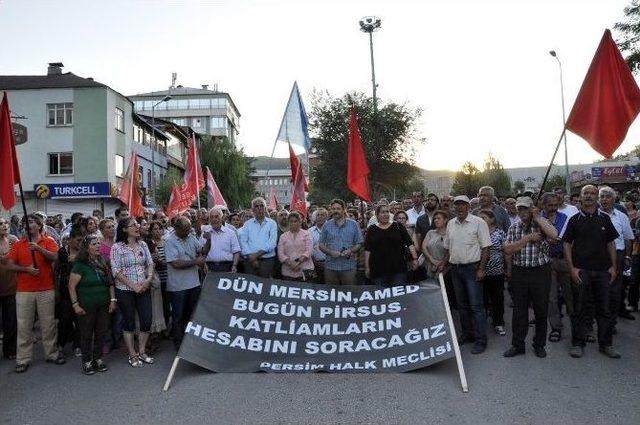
46, 353, 66, 365
533, 345, 547, 358
503, 346, 525, 357
138, 352, 154, 364
93, 359, 108, 372
599, 346, 621, 359
82, 361, 96, 375
74, 348, 82, 358
494, 326, 506, 336
470, 343, 486, 355
569, 345, 584, 358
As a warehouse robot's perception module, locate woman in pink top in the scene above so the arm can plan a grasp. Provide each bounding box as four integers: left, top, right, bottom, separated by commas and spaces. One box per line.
278, 212, 314, 280
98, 219, 115, 261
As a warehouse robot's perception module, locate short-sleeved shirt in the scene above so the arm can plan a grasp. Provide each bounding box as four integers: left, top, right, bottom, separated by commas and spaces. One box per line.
319, 218, 364, 271
600, 208, 634, 251
7, 236, 58, 292
164, 232, 203, 292
506, 221, 550, 268
71, 261, 110, 308
542, 211, 568, 258
200, 226, 241, 262
110, 241, 153, 291
444, 214, 492, 264
486, 228, 506, 275
562, 210, 619, 271
364, 222, 413, 279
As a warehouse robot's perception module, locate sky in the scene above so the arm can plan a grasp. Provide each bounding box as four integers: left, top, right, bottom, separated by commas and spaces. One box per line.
0, 0, 637, 171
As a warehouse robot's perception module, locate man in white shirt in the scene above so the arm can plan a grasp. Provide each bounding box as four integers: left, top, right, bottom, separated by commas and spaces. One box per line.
599, 186, 635, 326
200, 207, 241, 273
555, 187, 579, 219
444, 195, 492, 355
406, 191, 425, 228
309, 208, 328, 283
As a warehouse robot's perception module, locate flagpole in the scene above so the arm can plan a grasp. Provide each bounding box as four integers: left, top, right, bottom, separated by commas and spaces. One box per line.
267, 83, 298, 179
537, 128, 568, 201
16, 172, 37, 268
193, 133, 201, 209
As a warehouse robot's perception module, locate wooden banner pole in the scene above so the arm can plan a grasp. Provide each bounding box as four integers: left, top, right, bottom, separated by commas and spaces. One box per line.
162, 356, 181, 392
438, 273, 469, 393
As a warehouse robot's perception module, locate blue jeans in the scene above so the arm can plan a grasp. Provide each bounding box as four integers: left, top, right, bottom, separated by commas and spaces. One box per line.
451, 263, 487, 346
170, 286, 201, 350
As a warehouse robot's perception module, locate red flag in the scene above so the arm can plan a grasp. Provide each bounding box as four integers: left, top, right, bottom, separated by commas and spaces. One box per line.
347, 106, 372, 202
566, 29, 640, 158
184, 134, 205, 196
268, 187, 278, 210
206, 166, 227, 208
290, 161, 307, 217
117, 152, 144, 217
0, 92, 21, 210
166, 184, 193, 218
288, 142, 309, 191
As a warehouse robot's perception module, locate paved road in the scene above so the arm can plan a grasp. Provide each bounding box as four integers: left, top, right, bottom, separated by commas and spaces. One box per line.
1, 313, 639, 425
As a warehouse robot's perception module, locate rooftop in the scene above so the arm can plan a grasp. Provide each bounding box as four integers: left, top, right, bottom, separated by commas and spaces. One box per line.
0, 72, 106, 90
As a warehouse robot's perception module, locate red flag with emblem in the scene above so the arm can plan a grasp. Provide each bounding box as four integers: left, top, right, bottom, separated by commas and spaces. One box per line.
117, 151, 144, 217
290, 160, 307, 217
288, 142, 308, 191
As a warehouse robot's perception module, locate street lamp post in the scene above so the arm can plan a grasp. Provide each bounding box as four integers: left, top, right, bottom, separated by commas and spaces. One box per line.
150, 95, 171, 205
359, 16, 381, 112
549, 50, 571, 195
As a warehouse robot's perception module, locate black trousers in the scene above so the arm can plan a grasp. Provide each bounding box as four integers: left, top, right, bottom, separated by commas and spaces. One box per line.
630, 254, 640, 309
56, 297, 80, 350
608, 251, 625, 326
511, 264, 551, 350
0, 294, 17, 358
571, 270, 614, 347
76, 303, 109, 363
483, 274, 505, 326
207, 261, 233, 272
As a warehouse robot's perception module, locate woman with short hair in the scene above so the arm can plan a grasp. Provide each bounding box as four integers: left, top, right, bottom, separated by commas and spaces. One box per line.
364, 205, 417, 286
478, 209, 507, 336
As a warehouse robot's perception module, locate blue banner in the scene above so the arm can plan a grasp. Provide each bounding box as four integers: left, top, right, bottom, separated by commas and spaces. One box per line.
33, 182, 113, 199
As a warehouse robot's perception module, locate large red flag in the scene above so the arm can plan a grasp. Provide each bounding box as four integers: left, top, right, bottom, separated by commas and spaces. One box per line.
290, 161, 307, 217
288, 142, 309, 192
347, 106, 372, 202
117, 152, 144, 217
206, 166, 227, 208
565, 29, 640, 158
0, 92, 21, 210
184, 134, 205, 197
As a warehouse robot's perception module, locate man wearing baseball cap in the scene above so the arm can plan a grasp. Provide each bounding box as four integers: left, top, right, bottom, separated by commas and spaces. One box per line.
443, 195, 492, 354
503, 196, 558, 358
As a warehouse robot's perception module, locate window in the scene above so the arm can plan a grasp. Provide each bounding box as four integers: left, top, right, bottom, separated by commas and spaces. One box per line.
115, 107, 124, 132
48, 152, 73, 175
147, 169, 152, 189
115, 155, 124, 177
171, 118, 187, 126
210, 117, 227, 130
47, 103, 73, 126
191, 117, 203, 128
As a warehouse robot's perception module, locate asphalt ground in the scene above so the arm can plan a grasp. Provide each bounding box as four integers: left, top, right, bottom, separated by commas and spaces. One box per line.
1, 310, 639, 425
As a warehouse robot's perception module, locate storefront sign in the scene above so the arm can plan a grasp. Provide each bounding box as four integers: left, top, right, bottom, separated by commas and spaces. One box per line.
33, 182, 113, 199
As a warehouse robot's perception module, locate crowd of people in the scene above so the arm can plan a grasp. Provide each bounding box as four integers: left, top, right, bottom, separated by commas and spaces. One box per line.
0, 183, 638, 374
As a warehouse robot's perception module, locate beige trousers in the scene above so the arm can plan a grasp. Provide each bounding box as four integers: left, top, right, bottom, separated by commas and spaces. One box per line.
16, 290, 58, 364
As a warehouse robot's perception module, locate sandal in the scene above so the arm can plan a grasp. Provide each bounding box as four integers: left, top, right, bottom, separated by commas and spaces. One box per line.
548, 329, 561, 342
128, 355, 143, 368
15, 363, 29, 373
138, 353, 155, 364
585, 334, 596, 343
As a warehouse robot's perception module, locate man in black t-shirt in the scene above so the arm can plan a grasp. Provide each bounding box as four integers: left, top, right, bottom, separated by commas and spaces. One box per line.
562, 185, 620, 359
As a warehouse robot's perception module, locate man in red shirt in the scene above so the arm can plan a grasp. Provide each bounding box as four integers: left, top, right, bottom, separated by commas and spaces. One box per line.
5, 214, 64, 373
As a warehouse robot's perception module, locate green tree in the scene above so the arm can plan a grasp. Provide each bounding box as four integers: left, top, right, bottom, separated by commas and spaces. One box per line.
451, 161, 483, 196
198, 136, 256, 210
513, 180, 525, 193
543, 174, 566, 192
615, 1, 640, 72
482, 154, 511, 196
308, 91, 424, 204
155, 167, 183, 207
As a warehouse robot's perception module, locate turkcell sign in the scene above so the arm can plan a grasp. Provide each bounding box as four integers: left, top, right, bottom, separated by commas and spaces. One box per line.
33, 182, 112, 199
